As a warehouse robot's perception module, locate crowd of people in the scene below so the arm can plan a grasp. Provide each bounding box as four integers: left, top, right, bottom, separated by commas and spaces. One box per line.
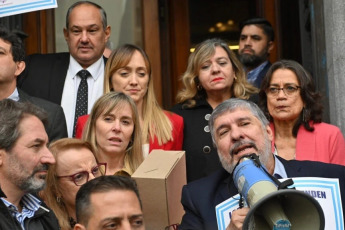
0, 1, 345, 230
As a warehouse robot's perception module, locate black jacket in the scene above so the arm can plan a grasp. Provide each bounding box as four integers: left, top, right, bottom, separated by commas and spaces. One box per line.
0, 188, 60, 230
171, 99, 222, 182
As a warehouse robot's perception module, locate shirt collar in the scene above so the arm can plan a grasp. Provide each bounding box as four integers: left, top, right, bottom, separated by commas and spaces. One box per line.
1, 193, 42, 213
7, 88, 19, 101
69, 55, 104, 81
247, 61, 269, 82
273, 154, 288, 179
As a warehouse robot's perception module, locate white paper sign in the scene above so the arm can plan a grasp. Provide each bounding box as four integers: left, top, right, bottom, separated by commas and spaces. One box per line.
0, 0, 57, 17
216, 177, 344, 230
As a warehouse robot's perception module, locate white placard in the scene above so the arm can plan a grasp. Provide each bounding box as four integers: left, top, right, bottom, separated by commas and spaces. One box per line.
216, 177, 344, 230
0, 0, 57, 17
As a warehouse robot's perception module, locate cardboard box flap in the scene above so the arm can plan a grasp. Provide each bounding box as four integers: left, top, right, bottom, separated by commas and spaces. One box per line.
132, 150, 185, 179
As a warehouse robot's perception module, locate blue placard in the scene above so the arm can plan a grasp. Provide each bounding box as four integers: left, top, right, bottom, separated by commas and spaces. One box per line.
0, 0, 57, 17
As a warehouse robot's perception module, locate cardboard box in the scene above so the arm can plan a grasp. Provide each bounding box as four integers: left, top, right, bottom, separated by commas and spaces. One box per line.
132, 150, 186, 230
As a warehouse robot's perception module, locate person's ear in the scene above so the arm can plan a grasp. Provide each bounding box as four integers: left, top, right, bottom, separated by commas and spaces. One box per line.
0, 149, 6, 166
14, 61, 25, 77
73, 223, 86, 230
267, 41, 274, 54
63, 28, 69, 42
266, 124, 273, 142
104, 25, 111, 42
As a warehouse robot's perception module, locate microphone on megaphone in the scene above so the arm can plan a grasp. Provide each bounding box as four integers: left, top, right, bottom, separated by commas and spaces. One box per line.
232, 154, 325, 230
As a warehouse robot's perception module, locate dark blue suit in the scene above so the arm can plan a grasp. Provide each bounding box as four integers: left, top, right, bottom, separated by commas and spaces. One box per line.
179, 156, 345, 230
250, 61, 271, 88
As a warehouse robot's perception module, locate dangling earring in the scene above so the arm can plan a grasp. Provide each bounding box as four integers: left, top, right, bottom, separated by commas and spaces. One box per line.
302, 107, 309, 123
197, 84, 203, 91
57, 196, 61, 203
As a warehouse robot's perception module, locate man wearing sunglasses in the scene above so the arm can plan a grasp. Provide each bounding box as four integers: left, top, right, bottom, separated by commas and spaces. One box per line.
0, 99, 59, 230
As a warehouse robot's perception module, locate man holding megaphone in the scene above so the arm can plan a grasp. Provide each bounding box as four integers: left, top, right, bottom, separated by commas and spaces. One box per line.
179, 98, 345, 230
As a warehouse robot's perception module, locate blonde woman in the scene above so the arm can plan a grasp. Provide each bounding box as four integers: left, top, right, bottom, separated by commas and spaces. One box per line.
171, 38, 258, 182
76, 44, 183, 156
83, 92, 143, 175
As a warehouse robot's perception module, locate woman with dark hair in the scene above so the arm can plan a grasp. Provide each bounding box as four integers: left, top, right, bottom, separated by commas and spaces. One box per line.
259, 59, 345, 164
171, 38, 258, 182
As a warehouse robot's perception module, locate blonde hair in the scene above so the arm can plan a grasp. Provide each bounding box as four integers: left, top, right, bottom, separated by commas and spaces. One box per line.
40, 138, 96, 230
104, 44, 173, 145
82, 92, 143, 174
176, 38, 258, 107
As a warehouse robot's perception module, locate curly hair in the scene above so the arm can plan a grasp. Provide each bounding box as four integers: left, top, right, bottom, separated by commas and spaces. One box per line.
258, 59, 323, 137
176, 38, 258, 108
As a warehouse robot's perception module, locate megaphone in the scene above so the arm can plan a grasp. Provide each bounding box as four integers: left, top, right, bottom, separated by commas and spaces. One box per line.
233, 155, 325, 230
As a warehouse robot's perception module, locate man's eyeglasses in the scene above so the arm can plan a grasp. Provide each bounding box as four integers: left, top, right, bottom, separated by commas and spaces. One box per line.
57, 163, 107, 186
266, 84, 301, 97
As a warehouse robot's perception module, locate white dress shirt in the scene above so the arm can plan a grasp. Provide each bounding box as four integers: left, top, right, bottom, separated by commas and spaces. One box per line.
61, 56, 105, 137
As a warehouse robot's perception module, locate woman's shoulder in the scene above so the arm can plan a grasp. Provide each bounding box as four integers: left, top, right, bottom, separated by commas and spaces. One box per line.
163, 110, 183, 124
312, 122, 342, 133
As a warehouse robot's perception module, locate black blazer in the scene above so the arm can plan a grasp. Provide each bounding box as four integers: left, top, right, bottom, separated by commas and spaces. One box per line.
18, 89, 68, 142
179, 156, 345, 230
171, 99, 222, 183
17, 53, 107, 105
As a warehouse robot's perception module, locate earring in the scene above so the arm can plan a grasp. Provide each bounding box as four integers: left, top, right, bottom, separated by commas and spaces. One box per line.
302, 107, 310, 123
57, 196, 61, 203
197, 84, 203, 91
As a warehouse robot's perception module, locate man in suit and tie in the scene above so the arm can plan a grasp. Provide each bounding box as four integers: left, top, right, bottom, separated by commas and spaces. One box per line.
179, 98, 345, 230
0, 26, 67, 142
238, 17, 274, 88
18, 1, 111, 137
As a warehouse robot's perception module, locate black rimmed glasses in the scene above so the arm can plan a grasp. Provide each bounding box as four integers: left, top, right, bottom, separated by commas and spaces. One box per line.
266, 84, 301, 97
57, 163, 107, 186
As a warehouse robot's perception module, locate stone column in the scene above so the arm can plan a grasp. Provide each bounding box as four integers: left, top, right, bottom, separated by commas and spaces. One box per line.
323, 0, 345, 135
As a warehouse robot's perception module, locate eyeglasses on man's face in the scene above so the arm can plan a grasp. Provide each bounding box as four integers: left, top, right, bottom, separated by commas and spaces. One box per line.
57, 163, 107, 186
266, 84, 301, 97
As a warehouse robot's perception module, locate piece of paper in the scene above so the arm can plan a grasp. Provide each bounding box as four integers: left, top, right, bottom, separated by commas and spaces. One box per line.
0, 0, 57, 17
216, 177, 344, 230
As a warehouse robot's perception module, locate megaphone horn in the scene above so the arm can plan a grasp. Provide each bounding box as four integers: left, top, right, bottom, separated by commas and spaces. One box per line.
233, 155, 325, 230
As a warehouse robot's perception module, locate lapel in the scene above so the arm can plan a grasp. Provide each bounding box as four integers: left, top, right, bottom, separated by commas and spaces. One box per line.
295, 124, 316, 159
17, 88, 31, 102
214, 171, 238, 207
49, 54, 70, 104
278, 156, 304, 178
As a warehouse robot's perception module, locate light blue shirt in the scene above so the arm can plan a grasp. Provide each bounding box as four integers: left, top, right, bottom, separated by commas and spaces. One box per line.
247, 61, 269, 84
273, 154, 288, 179
1, 193, 42, 230
7, 88, 20, 101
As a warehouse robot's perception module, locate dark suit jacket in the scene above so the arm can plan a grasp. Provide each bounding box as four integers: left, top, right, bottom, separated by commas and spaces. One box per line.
179, 156, 345, 230
17, 53, 107, 105
251, 61, 271, 88
18, 89, 67, 142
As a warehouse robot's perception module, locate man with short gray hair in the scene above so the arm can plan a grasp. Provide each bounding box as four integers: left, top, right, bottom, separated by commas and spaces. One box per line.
179, 98, 345, 230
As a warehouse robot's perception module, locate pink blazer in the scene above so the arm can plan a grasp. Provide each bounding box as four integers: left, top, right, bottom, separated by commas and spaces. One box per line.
270, 122, 345, 165
75, 111, 184, 152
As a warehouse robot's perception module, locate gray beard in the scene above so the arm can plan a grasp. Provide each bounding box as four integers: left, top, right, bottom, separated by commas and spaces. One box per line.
218, 137, 272, 174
